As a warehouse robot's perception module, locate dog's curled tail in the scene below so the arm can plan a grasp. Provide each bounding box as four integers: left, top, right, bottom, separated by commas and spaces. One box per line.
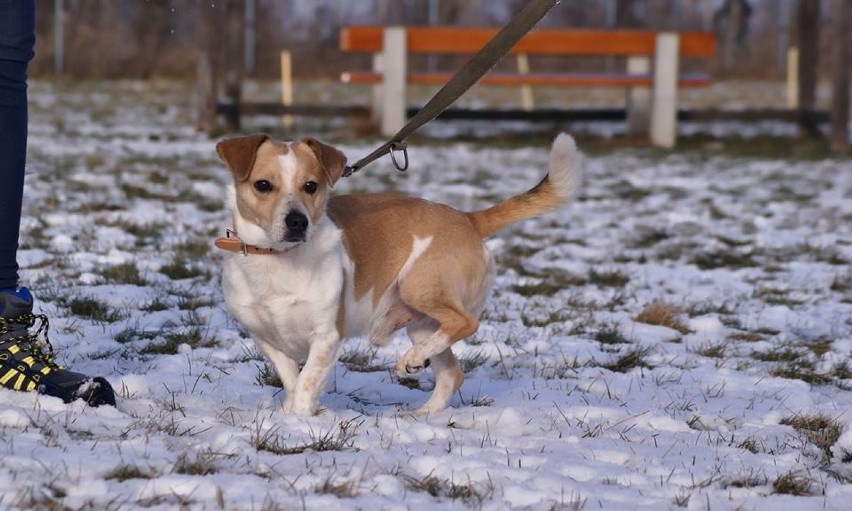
467, 133, 581, 239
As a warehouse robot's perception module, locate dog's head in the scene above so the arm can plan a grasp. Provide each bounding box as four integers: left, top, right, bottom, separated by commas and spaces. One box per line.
217, 134, 347, 249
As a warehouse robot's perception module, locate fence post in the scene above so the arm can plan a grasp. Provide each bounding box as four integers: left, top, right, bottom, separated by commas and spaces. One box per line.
651, 32, 679, 148
626, 56, 650, 135
280, 51, 294, 128
381, 27, 407, 137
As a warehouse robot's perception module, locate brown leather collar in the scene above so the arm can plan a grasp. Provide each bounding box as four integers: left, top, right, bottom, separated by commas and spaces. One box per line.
214, 230, 283, 255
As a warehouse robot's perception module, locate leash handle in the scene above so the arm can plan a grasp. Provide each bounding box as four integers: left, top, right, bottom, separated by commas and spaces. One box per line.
344, 0, 560, 177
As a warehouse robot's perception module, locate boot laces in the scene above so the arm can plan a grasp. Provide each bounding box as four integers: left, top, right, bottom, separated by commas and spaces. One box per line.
0, 313, 59, 370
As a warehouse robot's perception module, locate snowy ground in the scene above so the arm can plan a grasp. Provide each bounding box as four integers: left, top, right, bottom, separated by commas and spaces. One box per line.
1, 80, 850, 510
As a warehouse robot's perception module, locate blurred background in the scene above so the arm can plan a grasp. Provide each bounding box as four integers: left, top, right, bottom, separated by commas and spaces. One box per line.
26, 0, 838, 80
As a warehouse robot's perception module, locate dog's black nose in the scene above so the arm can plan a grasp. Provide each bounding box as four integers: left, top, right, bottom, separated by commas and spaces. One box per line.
285, 211, 309, 238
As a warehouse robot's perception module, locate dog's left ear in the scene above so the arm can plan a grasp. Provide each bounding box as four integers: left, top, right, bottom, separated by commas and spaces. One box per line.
302, 137, 347, 187
216, 133, 270, 182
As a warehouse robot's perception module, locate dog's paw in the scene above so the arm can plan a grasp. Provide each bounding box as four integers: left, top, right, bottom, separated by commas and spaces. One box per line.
395, 350, 431, 377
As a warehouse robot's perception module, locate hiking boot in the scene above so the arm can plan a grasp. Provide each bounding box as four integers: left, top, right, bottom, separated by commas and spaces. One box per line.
0, 288, 116, 407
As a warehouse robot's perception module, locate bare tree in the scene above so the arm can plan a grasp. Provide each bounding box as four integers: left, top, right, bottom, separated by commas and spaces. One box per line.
830, 0, 849, 153
796, 0, 821, 137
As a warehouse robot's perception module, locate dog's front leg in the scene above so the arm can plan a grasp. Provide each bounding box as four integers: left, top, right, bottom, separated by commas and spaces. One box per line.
256, 340, 300, 413
290, 333, 342, 416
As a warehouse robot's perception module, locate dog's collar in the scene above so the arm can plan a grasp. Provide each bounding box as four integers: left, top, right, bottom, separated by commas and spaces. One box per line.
214, 229, 287, 255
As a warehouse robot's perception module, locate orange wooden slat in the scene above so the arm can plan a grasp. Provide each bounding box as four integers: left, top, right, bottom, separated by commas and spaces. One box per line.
340, 26, 716, 57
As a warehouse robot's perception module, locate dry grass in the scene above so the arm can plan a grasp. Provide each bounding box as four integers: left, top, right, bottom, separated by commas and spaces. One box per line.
634, 301, 691, 335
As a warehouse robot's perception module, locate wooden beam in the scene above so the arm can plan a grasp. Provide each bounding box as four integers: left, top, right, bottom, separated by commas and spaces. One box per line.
341, 27, 715, 58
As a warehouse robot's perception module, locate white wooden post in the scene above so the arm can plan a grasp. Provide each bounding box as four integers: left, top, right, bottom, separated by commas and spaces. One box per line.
280, 51, 294, 128
516, 54, 534, 111
626, 56, 650, 135
371, 53, 384, 126
651, 33, 680, 148
786, 47, 799, 108
381, 27, 407, 136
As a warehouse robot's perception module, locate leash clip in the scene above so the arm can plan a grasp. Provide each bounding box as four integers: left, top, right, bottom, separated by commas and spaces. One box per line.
389, 141, 409, 172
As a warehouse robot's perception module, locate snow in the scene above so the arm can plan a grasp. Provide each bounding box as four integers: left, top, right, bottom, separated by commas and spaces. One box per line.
1, 79, 850, 510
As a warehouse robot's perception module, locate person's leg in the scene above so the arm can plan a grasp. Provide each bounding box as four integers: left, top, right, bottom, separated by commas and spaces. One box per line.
0, 1, 115, 406
0, 0, 35, 291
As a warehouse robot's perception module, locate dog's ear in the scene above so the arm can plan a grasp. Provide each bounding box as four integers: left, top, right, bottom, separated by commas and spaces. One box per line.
216, 133, 270, 182
302, 137, 347, 187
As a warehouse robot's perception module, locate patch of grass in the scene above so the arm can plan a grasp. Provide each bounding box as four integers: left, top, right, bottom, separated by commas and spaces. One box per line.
693, 341, 727, 358
752, 346, 802, 363
173, 451, 218, 476
251, 419, 361, 456
511, 272, 587, 297
594, 324, 629, 345
780, 413, 842, 464
830, 274, 850, 293
458, 351, 488, 373
339, 346, 386, 372
104, 465, 154, 481
160, 258, 208, 280
403, 474, 493, 506
727, 331, 764, 342
139, 327, 217, 355
255, 362, 283, 388
67, 297, 124, 323
314, 477, 357, 498
588, 268, 630, 288
115, 327, 160, 344
630, 227, 670, 249
100, 261, 147, 286
602, 346, 652, 373
772, 471, 815, 496
142, 297, 170, 312
691, 250, 756, 270
634, 301, 691, 334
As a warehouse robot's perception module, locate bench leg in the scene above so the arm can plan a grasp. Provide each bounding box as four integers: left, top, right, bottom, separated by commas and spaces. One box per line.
626, 56, 650, 136
371, 53, 384, 126
381, 27, 407, 137
651, 33, 680, 148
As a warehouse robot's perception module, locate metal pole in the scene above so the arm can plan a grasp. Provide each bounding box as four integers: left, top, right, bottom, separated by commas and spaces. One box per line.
245, 0, 256, 76
54, 0, 64, 74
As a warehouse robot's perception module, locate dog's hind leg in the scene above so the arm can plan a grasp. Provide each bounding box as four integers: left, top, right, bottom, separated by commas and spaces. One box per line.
395, 299, 478, 376
404, 320, 464, 414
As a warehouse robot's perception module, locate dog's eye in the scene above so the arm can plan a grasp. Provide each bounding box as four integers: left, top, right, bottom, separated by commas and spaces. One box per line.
254, 180, 273, 193
303, 181, 318, 195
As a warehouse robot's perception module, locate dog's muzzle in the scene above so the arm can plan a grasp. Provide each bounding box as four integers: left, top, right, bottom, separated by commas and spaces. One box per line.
283, 211, 309, 242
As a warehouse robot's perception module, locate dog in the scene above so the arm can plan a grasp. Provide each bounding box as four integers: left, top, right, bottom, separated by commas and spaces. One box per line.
215, 133, 580, 416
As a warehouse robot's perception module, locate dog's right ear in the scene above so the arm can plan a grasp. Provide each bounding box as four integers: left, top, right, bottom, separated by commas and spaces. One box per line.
216, 133, 270, 182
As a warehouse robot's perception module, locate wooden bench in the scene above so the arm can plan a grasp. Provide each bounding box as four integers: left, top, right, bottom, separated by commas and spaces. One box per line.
340, 26, 716, 147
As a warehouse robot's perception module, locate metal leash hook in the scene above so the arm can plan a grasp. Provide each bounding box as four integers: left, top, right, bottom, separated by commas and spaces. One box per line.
389, 141, 409, 172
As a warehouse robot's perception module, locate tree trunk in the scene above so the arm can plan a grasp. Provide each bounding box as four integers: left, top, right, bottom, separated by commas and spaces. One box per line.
830, 0, 850, 153
223, 0, 245, 132
615, 0, 642, 28
196, 2, 220, 133
796, 0, 821, 137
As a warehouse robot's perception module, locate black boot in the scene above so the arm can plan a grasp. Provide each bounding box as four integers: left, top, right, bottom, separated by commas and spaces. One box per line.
0, 288, 115, 407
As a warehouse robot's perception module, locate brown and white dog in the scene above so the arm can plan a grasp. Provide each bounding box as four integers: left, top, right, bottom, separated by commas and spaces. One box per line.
215, 133, 580, 416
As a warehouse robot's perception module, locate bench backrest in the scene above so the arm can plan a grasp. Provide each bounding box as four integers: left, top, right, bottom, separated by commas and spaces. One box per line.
340, 27, 716, 58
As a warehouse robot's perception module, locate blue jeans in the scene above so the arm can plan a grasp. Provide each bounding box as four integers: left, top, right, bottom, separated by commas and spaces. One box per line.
0, 0, 35, 290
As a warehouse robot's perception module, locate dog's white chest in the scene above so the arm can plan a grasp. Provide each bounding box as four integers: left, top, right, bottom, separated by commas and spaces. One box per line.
222, 226, 344, 360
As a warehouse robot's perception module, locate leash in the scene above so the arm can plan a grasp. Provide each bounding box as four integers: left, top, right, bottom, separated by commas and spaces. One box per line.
342, 0, 561, 177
